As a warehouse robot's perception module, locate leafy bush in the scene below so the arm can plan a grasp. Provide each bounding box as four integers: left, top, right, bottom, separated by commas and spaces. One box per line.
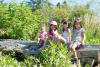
0, 52, 23, 67
40, 42, 73, 67
0, 3, 48, 40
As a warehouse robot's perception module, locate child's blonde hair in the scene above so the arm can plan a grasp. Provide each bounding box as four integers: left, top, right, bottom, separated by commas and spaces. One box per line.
73, 18, 82, 29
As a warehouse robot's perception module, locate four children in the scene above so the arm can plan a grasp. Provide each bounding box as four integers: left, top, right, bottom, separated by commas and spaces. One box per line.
37, 18, 86, 51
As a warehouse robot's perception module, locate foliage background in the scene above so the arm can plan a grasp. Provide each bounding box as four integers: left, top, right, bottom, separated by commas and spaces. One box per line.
0, 0, 100, 44
0, 0, 100, 66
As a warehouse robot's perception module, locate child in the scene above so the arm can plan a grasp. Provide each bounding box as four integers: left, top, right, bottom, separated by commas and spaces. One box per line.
62, 21, 71, 45
48, 21, 66, 43
70, 18, 86, 51
69, 18, 86, 60
37, 24, 47, 48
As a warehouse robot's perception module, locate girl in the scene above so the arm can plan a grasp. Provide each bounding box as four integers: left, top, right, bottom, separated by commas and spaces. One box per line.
70, 18, 86, 51
48, 21, 66, 43
37, 24, 47, 48
62, 21, 71, 45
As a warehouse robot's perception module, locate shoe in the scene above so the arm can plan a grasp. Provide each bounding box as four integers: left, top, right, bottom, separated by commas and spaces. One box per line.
36, 43, 41, 48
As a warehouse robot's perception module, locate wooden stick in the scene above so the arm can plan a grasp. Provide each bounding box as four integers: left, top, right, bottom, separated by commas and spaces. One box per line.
74, 50, 81, 67
78, 59, 81, 67
98, 50, 100, 67
91, 59, 94, 67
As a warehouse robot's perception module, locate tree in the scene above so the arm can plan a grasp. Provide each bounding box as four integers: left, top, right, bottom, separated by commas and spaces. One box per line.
56, 2, 61, 8
0, 0, 4, 3
26, 0, 51, 11
62, 1, 68, 8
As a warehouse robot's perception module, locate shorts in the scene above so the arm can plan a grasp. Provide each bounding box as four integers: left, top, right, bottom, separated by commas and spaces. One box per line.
69, 41, 81, 48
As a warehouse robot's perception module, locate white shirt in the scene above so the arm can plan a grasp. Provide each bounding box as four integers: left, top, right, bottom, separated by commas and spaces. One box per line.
62, 31, 69, 42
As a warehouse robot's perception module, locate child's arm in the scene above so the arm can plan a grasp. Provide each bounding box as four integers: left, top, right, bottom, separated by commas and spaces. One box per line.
61, 31, 63, 36
53, 30, 59, 38
37, 38, 40, 43
68, 29, 71, 44
47, 32, 52, 40
71, 31, 73, 40
45, 32, 48, 40
82, 32, 86, 46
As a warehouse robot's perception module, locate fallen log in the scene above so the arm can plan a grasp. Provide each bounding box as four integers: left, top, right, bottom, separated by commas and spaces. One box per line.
0, 39, 100, 66
0, 39, 40, 58
76, 45, 100, 66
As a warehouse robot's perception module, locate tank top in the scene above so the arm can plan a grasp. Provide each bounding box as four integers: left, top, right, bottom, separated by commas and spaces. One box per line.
62, 31, 69, 42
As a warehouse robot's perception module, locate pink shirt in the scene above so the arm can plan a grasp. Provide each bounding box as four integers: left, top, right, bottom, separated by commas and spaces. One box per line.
40, 32, 47, 40
48, 31, 59, 40
48, 32, 54, 37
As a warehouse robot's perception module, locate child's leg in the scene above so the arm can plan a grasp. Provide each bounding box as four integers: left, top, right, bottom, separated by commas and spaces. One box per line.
36, 39, 43, 48
38, 40, 45, 48
52, 36, 59, 44
60, 38, 66, 43
71, 44, 77, 51
41, 40, 44, 46
71, 44, 78, 61
57, 35, 66, 43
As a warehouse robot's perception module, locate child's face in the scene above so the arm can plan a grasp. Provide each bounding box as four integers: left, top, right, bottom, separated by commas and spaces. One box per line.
63, 24, 68, 29
50, 24, 57, 30
75, 22, 81, 30
41, 27, 45, 32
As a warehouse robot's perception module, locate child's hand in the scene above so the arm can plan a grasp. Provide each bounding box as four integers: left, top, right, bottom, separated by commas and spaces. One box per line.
67, 43, 70, 45
53, 30, 58, 37
67, 41, 71, 45
53, 30, 57, 35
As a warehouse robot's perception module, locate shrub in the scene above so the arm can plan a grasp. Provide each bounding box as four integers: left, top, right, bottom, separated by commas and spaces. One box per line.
0, 3, 48, 40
